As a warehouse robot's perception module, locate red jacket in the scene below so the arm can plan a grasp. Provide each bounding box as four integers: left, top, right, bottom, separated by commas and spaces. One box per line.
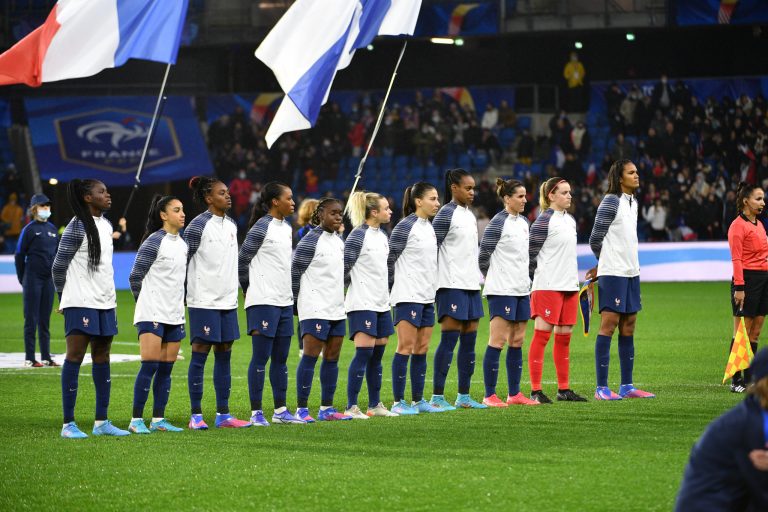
728, 214, 768, 288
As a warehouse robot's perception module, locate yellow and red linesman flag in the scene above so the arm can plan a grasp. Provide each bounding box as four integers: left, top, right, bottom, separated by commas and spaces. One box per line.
723, 317, 755, 383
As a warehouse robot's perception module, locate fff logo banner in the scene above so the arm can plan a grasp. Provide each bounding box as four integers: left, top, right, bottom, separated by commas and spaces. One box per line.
54, 108, 182, 174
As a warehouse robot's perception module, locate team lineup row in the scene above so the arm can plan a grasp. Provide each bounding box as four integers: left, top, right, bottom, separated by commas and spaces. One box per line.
51, 161, 653, 438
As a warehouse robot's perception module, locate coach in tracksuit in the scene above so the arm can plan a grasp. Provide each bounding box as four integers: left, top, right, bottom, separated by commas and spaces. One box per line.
15, 194, 58, 367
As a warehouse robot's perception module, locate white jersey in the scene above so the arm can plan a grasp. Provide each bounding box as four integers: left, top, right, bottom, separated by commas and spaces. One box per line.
479, 210, 531, 297
292, 227, 346, 321
129, 230, 188, 325
183, 211, 239, 310
388, 214, 438, 305
52, 216, 116, 310
589, 193, 640, 277
344, 224, 390, 313
239, 215, 293, 308
529, 209, 579, 292
433, 202, 481, 290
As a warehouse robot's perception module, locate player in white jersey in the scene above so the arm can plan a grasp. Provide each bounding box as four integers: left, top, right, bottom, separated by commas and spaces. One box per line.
127, 195, 188, 434
528, 177, 587, 403
588, 160, 655, 401
292, 198, 352, 422
343, 191, 399, 419
479, 179, 540, 407
53, 179, 128, 438
388, 182, 443, 415
184, 176, 250, 430
238, 182, 305, 426
429, 169, 488, 410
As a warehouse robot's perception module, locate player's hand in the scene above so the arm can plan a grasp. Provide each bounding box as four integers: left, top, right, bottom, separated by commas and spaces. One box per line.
118, 217, 127, 230
585, 266, 597, 281
748, 448, 768, 471
734, 290, 745, 311
56, 308, 63, 315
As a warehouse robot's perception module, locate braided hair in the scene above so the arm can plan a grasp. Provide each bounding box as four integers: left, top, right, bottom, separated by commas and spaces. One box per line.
606, 159, 634, 196
248, 181, 289, 229
188, 176, 221, 209
141, 195, 179, 244
66, 179, 102, 272
311, 197, 341, 227
444, 168, 470, 203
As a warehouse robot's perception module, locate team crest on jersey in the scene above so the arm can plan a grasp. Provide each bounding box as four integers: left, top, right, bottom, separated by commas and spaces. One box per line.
315, 323, 323, 333
48, 232, 57, 238
544, 308, 551, 317
262, 320, 269, 330
152, 322, 159, 330
615, 298, 621, 306
82, 317, 90, 328
364, 320, 372, 329
410, 310, 417, 319
203, 325, 211, 336
450, 304, 458, 313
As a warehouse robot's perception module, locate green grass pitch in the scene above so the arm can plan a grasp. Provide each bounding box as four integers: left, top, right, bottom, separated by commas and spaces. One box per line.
0, 282, 742, 511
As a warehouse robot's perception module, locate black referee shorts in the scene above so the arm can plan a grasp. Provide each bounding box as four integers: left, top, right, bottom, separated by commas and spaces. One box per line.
735, 270, 768, 318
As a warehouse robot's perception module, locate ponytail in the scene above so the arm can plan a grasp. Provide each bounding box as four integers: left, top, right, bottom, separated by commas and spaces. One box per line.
539, 177, 566, 210
444, 168, 470, 203
495, 177, 524, 200
141, 195, 179, 244
402, 181, 437, 217
188, 175, 220, 209
67, 179, 101, 272
736, 182, 759, 213
346, 190, 384, 228
248, 181, 288, 228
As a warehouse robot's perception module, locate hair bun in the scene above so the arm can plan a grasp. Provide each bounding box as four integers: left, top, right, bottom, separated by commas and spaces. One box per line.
188, 176, 200, 190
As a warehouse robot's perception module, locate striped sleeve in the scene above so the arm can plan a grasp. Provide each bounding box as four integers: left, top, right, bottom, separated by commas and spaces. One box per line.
52, 218, 84, 294
589, 195, 620, 259
432, 203, 455, 248
238, 215, 271, 293
182, 213, 208, 263
528, 209, 552, 280
292, 228, 321, 300
129, 230, 164, 301
478, 212, 506, 277
344, 226, 367, 288
387, 215, 416, 291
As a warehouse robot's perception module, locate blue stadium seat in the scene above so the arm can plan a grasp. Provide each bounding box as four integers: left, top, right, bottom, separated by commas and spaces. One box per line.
379, 154, 393, 171
474, 152, 489, 169
499, 127, 516, 149
457, 153, 471, 169
394, 155, 409, 168
517, 116, 532, 131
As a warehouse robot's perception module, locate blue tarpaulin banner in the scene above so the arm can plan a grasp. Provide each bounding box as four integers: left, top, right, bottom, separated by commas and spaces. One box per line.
676, 0, 768, 26
25, 96, 212, 186
415, 1, 499, 37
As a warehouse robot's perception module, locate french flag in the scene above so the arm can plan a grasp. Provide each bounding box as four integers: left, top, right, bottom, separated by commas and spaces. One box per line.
256, 0, 421, 148
0, 0, 188, 87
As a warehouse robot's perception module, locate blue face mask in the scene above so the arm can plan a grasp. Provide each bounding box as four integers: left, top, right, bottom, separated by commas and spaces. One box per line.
37, 209, 51, 221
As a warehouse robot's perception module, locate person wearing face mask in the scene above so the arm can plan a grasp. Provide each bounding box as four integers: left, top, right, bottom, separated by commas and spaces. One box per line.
15, 194, 59, 368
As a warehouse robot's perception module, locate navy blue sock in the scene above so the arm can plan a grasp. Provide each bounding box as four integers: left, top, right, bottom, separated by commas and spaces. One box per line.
347, 347, 373, 408
61, 359, 81, 423
320, 359, 339, 407
249, 336, 273, 411
269, 336, 291, 409
297, 355, 318, 408
367, 345, 386, 407
410, 354, 427, 402
188, 351, 208, 415
132, 361, 159, 418
152, 361, 174, 418
483, 346, 501, 398
213, 350, 232, 415
595, 334, 612, 387
433, 330, 460, 395
392, 352, 410, 402
457, 331, 477, 395
506, 347, 523, 396
618, 335, 634, 386
92, 362, 111, 421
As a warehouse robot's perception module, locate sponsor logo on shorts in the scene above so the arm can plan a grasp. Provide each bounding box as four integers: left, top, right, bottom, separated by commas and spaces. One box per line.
203, 325, 211, 336
544, 308, 551, 317
410, 310, 417, 319
315, 323, 323, 333
615, 298, 621, 306
364, 320, 372, 329
262, 320, 269, 330
450, 304, 458, 313
504, 306, 511, 315
152, 321, 159, 330
82, 317, 90, 328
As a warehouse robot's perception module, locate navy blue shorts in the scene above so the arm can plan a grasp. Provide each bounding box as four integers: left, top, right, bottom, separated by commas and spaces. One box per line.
299, 319, 346, 342
347, 310, 395, 340
598, 276, 642, 314
487, 295, 530, 322
136, 322, 185, 342
393, 303, 435, 328
436, 288, 484, 322
64, 308, 118, 337
188, 308, 240, 344
246, 305, 294, 338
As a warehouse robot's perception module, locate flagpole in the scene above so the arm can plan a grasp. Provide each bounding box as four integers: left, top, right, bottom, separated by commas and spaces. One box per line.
346, 40, 408, 207
122, 63, 172, 218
